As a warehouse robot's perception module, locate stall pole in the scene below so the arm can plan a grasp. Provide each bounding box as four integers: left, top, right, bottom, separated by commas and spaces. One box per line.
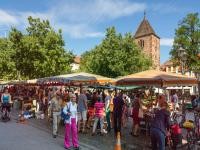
182, 86, 185, 114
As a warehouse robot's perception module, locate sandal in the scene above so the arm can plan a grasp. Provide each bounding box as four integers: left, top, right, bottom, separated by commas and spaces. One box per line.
74, 147, 79, 150
82, 131, 87, 134
78, 130, 82, 133
130, 132, 134, 136
133, 134, 139, 137
91, 133, 95, 136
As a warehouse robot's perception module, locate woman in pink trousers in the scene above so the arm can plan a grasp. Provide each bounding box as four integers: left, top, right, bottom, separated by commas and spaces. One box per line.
63, 94, 79, 150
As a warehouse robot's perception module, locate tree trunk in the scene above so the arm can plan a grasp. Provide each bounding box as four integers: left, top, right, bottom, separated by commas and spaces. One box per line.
196, 72, 200, 96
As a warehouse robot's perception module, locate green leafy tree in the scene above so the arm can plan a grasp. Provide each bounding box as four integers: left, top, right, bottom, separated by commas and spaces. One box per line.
9, 16, 74, 79
170, 13, 200, 73
0, 38, 16, 79
80, 27, 152, 78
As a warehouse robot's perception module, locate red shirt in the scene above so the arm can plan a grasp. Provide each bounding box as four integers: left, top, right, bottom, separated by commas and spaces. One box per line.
94, 102, 104, 117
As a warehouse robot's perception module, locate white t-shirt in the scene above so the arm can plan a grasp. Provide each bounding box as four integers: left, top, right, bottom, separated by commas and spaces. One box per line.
185, 111, 195, 122
63, 101, 78, 124
105, 95, 111, 109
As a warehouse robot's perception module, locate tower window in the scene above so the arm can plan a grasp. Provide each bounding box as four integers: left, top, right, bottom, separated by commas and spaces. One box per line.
138, 39, 144, 48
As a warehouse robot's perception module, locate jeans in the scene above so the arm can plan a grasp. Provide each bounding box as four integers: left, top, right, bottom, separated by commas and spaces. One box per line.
64, 118, 79, 148
150, 128, 165, 150
106, 111, 111, 132
92, 116, 104, 133
113, 113, 122, 136
53, 112, 61, 136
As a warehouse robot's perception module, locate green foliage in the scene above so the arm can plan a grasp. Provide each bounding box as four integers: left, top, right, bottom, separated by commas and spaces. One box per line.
170, 13, 200, 72
7, 16, 74, 79
0, 38, 16, 79
80, 27, 152, 78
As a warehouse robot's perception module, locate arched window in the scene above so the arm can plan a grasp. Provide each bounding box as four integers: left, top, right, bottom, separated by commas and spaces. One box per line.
138, 39, 144, 48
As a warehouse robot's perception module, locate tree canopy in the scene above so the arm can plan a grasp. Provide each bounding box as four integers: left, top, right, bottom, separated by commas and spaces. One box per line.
0, 16, 74, 80
0, 38, 16, 79
80, 27, 152, 78
170, 13, 200, 73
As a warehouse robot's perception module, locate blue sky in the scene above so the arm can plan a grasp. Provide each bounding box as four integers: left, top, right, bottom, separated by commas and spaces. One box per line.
0, 0, 199, 64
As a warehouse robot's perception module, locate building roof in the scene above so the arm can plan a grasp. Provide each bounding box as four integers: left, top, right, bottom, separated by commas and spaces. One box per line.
74, 56, 81, 64
114, 69, 197, 87
134, 17, 159, 39
161, 60, 173, 68
160, 60, 178, 71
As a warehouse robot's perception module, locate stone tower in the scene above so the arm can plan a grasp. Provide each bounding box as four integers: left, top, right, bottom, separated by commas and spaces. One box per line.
134, 14, 160, 70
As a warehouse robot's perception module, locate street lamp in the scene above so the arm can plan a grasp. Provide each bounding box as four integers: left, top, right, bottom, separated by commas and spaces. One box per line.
178, 47, 187, 75
177, 47, 187, 114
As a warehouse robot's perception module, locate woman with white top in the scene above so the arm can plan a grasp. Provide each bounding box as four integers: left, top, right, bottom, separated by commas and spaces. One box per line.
63, 94, 79, 150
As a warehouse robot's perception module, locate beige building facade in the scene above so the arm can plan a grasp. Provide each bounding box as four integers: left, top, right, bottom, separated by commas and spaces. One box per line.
134, 16, 160, 70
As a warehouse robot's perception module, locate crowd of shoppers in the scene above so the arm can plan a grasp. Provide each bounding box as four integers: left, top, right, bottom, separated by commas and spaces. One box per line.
1, 85, 200, 150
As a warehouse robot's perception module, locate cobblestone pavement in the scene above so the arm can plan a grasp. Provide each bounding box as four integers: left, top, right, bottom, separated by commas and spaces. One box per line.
0, 119, 74, 150
10, 110, 150, 150
7, 110, 190, 150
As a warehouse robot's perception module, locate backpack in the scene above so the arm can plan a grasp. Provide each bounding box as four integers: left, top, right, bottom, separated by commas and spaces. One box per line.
61, 103, 71, 120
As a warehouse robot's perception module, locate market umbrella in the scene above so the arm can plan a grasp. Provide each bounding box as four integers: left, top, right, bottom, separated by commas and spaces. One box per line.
114, 70, 198, 87
37, 72, 113, 86
0, 81, 9, 85
7, 80, 26, 85
88, 85, 141, 90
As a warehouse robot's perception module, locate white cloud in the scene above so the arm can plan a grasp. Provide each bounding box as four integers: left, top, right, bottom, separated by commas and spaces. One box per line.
0, 9, 19, 25
49, 0, 146, 38
19, 12, 53, 21
56, 23, 104, 38
0, 0, 146, 39
150, 3, 180, 14
52, 0, 146, 24
160, 38, 174, 46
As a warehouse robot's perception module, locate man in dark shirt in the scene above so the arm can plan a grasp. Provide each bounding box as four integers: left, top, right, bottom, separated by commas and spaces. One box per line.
113, 92, 124, 137
150, 101, 170, 150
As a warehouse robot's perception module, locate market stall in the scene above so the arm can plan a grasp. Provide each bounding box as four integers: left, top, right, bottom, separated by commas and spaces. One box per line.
114, 69, 198, 110
36, 72, 113, 86
114, 70, 198, 87
114, 70, 198, 135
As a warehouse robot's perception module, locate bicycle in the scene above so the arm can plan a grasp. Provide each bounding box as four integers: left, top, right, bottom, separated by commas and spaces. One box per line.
194, 111, 200, 139
1, 103, 11, 122
183, 122, 196, 150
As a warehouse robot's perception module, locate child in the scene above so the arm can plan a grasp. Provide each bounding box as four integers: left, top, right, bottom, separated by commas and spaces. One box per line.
17, 110, 26, 124
185, 104, 195, 122
183, 103, 195, 129
92, 97, 105, 136
17, 106, 33, 123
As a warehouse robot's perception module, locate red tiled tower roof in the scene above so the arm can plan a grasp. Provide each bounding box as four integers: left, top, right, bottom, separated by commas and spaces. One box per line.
134, 17, 159, 39
74, 56, 81, 64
